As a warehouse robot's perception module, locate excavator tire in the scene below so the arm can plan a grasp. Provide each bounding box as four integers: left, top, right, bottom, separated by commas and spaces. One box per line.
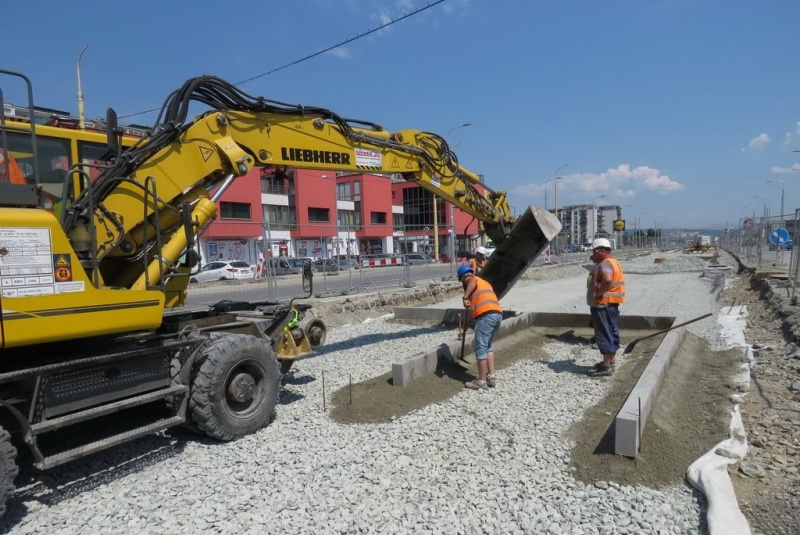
189, 333, 280, 441
0, 427, 19, 518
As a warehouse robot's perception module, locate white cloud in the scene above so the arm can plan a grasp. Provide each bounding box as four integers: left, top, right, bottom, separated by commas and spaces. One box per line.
325, 47, 351, 59
741, 133, 770, 153
512, 164, 685, 203
441, 0, 470, 14
782, 121, 800, 148
771, 163, 800, 174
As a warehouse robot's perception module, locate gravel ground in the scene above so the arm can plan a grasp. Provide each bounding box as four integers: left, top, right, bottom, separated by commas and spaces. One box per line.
1, 250, 753, 534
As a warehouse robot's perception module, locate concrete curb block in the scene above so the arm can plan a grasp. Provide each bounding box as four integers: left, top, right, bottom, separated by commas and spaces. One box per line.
614, 319, 687, 458
393, 306, 683, 458
391, 309, 675, 389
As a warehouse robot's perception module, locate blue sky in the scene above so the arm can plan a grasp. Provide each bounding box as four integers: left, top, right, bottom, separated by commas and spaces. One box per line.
2, 0, 798, 230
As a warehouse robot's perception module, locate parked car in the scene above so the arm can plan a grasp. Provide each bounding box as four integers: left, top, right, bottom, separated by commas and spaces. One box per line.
406, 253, 436, 265
190, 260, 253, 283
267, 257, 310, 276
456, 251, 474, 262
334, 257, 360, 271
313, 258, 340, 273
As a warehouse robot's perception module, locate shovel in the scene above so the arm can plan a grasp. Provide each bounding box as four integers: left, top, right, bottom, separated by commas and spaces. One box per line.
456, 312, 471, 363
622, 312, 713, 354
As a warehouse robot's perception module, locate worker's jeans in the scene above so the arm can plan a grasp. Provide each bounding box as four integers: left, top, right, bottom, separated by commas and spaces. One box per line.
590, 305, 620, 354
474, 312, 502, 360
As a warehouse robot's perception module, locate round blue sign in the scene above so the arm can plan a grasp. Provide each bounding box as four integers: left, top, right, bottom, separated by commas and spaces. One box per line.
769, 228, 790, 245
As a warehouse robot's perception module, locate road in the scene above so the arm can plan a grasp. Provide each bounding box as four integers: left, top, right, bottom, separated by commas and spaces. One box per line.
182, 250, 594, 307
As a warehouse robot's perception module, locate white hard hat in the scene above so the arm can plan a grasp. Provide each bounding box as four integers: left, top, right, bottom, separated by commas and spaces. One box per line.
475, 246, 488, 255
591, 238, 612, 250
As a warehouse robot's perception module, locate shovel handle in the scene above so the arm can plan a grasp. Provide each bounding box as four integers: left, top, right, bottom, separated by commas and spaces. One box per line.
624, 312, 712, 353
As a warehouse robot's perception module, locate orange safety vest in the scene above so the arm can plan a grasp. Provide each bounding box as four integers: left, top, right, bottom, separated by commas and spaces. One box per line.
0, 152, 26, 185
468, 257, 485, 274
590, 257, 625, 305
468, 276, 502, 318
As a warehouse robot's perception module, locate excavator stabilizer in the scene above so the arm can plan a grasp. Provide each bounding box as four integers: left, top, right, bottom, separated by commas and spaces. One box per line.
480, 205, 562, 300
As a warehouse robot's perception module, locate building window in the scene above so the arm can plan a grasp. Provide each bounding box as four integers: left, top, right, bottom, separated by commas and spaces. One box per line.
371, 211, 387, 224
336, 182, 351, 201
353, 181, 361, 201
263, 204, 296, 230
308, 207, 330, 223
338, 209, 360, 229
220, 202, 251, 219
393, 213, 404, 230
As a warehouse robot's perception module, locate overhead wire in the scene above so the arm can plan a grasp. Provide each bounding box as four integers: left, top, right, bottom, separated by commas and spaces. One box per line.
118, 0, 451, 121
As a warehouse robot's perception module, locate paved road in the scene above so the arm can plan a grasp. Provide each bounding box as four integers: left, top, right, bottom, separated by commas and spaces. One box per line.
182, 250, 597, 308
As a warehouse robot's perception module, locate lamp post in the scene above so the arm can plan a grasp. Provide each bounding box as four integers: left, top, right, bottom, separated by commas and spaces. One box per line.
444, 123, 471, 263
76, 45, 89, 130
591, 195, 605, 242
767, 179, 786, 261
551, 164, 569, 253
544, 176, 562, 211
552, 164, 569, 221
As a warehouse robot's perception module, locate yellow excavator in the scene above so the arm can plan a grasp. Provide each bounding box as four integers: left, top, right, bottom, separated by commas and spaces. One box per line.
0, 70, 560, 514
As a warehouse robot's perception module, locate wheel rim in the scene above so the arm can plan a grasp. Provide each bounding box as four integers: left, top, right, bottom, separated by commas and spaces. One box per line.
223, 360, 266, 418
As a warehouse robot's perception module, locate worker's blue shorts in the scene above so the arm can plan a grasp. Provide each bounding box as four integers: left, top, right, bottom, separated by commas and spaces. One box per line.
590, 305, 620, 354
474, 312, 502, 360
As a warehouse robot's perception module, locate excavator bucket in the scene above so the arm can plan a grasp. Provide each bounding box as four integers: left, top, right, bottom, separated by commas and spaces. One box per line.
480, 205, 562, 300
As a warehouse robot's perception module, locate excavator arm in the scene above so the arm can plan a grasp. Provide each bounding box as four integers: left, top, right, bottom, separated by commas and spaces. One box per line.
62, 76, 518, 291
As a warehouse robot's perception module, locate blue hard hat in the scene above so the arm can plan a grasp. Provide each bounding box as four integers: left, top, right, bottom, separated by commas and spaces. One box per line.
457, 265, 474, 280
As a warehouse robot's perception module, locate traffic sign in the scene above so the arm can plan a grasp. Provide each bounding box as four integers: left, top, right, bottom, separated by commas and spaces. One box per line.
613, 219, 626, 232
769, 228, 790, 246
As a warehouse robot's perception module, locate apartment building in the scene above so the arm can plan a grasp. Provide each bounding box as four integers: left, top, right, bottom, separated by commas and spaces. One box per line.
556, 203, 623, 245
200, 168, 486, 264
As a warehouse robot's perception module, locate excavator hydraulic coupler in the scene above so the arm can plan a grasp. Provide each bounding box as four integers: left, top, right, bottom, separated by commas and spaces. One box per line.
480, 205, 562, 300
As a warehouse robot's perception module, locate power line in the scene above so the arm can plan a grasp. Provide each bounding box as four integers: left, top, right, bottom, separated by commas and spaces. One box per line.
119, 0, 450, 120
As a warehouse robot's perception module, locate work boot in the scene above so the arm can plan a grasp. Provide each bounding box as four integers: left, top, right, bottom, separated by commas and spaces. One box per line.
588, 364, 614, 377
464, 379, 488, 390
486, 374, 496, 388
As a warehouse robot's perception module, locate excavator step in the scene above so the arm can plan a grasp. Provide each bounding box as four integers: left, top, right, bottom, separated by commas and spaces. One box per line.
31, 385, 188, 436
481, 204, 562, 300
35, 416, 185, 470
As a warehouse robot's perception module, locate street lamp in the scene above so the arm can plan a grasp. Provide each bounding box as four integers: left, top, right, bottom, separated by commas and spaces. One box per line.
444, 123, 471, 263
589, 195, 605, 244
544, 175, 561, 210
768, 179, 786, 262
552, 164, 569, 221
76, 45, 89, 130
447, 123, 472, 139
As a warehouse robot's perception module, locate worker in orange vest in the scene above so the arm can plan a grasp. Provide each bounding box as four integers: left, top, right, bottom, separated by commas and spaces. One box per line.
586, 238, 625, 377
467, 246, 487, 275
458, 264, 503, 390
0, 151, 26, 185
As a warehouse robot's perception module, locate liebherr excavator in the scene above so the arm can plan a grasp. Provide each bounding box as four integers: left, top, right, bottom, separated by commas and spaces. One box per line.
0, 69, 560, 514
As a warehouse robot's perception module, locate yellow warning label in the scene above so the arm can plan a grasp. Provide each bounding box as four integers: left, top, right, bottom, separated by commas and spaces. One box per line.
54, 254, 70, 267
391, 157, 400, 168
200, 146, 215, 162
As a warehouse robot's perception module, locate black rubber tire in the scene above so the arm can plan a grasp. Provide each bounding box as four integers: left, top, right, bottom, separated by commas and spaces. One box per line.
0, 427, 19, 518
189, 334, 280, 441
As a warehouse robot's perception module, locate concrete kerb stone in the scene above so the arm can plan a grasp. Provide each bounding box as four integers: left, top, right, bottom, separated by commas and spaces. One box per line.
393, 306, 683, 459
615, 318, 685, 458
390, 309, 676, 389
